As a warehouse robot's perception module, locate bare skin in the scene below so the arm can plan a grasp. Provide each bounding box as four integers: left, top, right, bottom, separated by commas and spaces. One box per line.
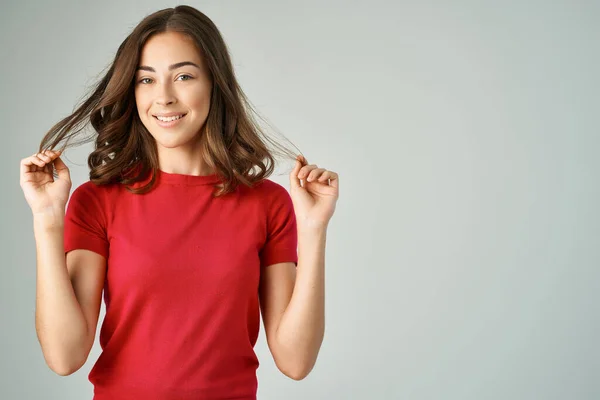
20, 149, 71, 216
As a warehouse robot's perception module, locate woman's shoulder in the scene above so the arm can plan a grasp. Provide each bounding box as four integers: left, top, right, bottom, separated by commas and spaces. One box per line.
69, 179, 121, 206
72, 179, 119, 194
249, 177, 290, 197
246, 178, 294, 213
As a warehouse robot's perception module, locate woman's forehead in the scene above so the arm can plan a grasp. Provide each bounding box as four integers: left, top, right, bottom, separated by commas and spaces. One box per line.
139, 32, 203, 66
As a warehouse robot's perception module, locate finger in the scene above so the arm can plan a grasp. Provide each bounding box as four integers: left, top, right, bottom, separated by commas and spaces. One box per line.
30, 154, 46, 168
41, 150, 62, 172
306, 168, 327, 182
35, 154, 51, 174
38, 151, 53, 163
298, 164, 318, 180
20, 158, 34, 183
33, 151, 57, 168
325, 171, 339, 189
317, 171, 332, 182
51, 156, 70, 181
46, 149, 63, 158
34, 153, 51, 168
289, 155, 304, 190
20, 156, 43, 180
43, 149, 62, 159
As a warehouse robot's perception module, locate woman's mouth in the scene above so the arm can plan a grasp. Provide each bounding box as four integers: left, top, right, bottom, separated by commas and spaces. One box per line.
153, 113, 187, 128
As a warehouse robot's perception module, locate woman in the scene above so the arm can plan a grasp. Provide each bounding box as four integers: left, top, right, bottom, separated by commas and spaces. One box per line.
19, 5, 339, 400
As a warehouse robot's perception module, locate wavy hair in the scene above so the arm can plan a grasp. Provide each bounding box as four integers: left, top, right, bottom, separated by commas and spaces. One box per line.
38, 5, 301, 197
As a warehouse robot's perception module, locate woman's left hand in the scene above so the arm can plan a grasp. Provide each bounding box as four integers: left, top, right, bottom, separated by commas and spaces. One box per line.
289, 155, 339, 229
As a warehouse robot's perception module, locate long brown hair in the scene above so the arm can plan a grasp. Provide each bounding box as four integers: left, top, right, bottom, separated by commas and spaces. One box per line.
39, 5, 301, 197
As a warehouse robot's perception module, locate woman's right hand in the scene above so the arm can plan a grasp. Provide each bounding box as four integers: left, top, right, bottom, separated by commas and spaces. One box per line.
20, 149, 72, 216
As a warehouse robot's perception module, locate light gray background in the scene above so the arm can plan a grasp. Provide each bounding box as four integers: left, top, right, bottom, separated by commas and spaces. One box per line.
2, 0, 599, 399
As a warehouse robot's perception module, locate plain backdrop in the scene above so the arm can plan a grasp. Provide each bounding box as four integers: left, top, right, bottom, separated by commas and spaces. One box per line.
2, 0, 599, 399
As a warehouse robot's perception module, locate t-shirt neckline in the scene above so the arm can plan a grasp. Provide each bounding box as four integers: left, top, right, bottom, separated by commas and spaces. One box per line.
157, 169, 222, 186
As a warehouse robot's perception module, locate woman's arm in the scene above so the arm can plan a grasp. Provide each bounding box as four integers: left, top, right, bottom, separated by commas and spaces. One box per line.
259, 224, 327, 381
260, 155, 338, 380
274, 225, 326, 379
34, 213, 104, 376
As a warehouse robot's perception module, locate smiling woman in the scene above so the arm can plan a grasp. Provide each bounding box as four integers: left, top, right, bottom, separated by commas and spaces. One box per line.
37, 5, 301, 196
133, 31, 214, 171
20, 4, 340, 400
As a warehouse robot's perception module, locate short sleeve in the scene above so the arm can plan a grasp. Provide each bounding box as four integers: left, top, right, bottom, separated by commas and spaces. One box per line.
259, 183, 298, 268
64, 181, 109, 259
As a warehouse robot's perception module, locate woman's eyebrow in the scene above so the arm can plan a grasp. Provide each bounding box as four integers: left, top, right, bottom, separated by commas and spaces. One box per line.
137, 61, 201, 72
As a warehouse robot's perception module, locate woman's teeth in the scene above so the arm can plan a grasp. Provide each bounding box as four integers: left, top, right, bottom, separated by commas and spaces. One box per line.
156, 114, 184, 122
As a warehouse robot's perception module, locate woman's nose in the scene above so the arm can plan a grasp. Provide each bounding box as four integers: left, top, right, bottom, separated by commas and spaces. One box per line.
156, 98, 175, 106
154, 83, 177, 106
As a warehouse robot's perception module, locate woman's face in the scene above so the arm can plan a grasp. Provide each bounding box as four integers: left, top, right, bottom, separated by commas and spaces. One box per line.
134, 31, 212, 150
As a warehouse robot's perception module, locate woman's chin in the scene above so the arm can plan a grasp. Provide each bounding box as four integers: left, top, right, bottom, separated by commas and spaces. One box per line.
152, 132, 203, 150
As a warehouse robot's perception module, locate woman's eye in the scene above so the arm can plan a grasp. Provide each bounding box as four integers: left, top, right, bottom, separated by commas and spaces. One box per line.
137, 75, 192, 84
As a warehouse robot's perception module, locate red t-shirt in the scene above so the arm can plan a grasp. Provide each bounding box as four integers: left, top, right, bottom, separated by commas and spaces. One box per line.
63, 169, 298, 400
